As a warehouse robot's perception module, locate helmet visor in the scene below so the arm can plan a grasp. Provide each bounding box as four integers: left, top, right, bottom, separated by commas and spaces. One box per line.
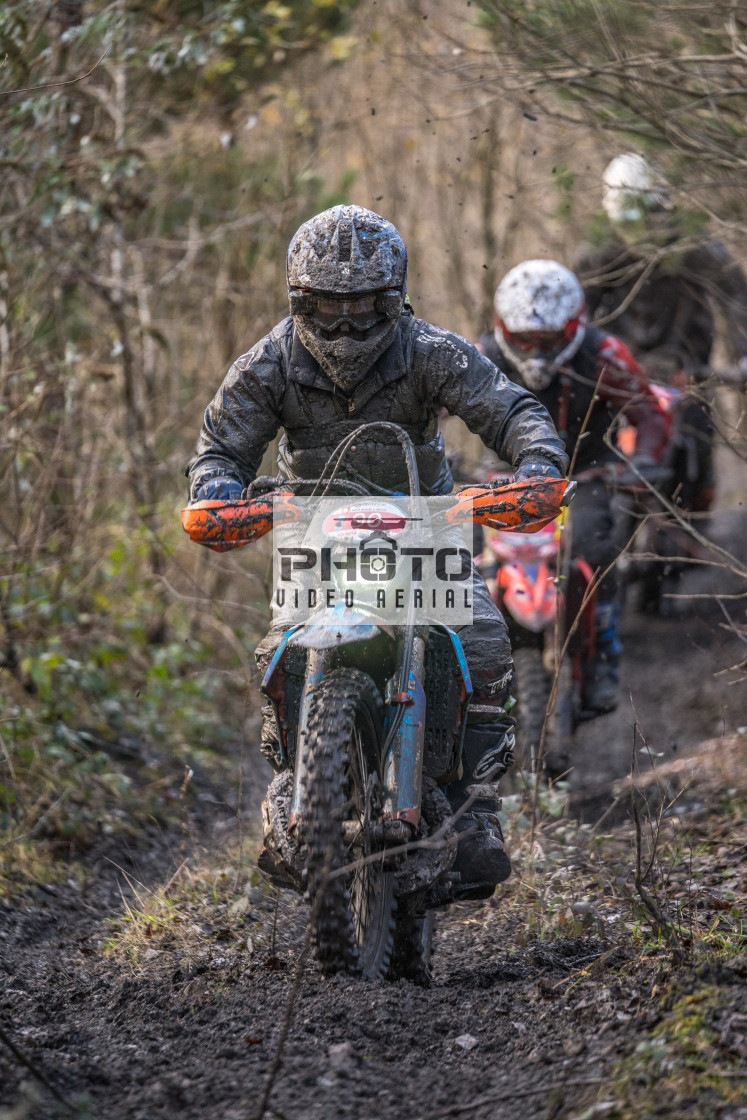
499, 318, 581, 359
290, 289, 401, 331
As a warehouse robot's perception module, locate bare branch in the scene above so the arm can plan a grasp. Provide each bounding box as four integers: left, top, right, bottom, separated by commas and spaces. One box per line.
0, 43, 112, 99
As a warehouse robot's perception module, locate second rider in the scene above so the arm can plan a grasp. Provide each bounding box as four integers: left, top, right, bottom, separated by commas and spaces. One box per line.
478, 260, 670, 716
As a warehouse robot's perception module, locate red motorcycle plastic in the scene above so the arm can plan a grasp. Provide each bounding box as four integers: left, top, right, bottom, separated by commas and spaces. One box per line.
480, 506, 594, 782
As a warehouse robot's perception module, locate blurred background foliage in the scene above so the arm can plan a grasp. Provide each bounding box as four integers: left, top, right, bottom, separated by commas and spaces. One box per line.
477, 0, 747, 222
0, 0, 361, 864
0, 0, 745, 870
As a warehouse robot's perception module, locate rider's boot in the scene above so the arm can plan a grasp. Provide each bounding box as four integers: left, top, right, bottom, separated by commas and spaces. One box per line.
583, 599, 622, 715
259, 702, 283, 769
256, 703, 296, 886
447, 720, 515, 900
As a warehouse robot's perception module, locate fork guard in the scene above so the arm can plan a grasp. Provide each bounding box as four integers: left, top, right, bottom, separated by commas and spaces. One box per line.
180, 494, 297, 551
448, 477, 575, 533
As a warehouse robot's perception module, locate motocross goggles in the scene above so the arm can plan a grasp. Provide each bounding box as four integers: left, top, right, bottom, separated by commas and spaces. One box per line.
498, 317, 582, 358
289, 288, 402, 331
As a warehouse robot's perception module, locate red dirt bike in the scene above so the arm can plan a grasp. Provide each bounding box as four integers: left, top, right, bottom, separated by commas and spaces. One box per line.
615, 381, 711, 614
182, 422, 574, 980
479, 500, 595, 783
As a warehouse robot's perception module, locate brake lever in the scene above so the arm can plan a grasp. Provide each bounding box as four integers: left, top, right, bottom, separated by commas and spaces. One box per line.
561, 480, 577, 506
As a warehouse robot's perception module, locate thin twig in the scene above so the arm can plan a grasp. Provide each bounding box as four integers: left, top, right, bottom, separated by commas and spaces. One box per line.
0, 43, 112, 99
529, 362, 610, 839
250, 832, 344, 1120
250, 933, 312, 1120
0, 1020, 87, 1116
551, 946, 620, 990
0, 789, 71, 850
427, 1078, 604, 1118
632, 790, 687, 962
271, 888, 280, 956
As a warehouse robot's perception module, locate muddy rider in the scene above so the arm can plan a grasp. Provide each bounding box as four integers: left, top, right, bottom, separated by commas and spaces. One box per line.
186, 205, 568, 898
477, 259, 670, 716
576, 153, 747, 516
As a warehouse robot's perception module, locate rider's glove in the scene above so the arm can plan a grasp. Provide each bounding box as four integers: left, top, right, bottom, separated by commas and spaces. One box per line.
193, 477, 244, 502
513, 458, 563, 482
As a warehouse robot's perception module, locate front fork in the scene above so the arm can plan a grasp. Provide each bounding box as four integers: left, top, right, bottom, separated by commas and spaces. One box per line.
382, 631, 427, 831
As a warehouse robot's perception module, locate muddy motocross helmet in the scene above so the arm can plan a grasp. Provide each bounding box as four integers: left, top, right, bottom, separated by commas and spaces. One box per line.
287, 205, 407, 393
602, 153, 670, 225
494, 260, 586, 392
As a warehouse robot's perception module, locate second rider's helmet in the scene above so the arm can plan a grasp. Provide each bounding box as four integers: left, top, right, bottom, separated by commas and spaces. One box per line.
287, 205, 407, 393
493, 260, 587, 391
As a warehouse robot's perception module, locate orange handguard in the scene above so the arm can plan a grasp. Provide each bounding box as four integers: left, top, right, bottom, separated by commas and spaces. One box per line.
180, 493, 297, 552
446, 477, 574, 533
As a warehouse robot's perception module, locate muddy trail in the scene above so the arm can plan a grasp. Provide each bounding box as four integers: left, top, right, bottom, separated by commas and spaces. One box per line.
1, 509, 746, 1120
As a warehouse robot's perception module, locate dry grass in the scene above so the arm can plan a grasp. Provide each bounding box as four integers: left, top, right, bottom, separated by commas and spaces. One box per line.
495, 733, 747, 959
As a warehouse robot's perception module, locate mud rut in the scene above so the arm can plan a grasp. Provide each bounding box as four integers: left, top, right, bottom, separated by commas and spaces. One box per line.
1, 509, 745, 1120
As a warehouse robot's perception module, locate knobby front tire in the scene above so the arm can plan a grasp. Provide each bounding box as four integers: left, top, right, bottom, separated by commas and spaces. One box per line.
301, 668, 396, 979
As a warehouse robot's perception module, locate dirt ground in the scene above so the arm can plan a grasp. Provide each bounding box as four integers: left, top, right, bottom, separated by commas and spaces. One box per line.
1, 503, 746, 1120
571, 504, 746, 812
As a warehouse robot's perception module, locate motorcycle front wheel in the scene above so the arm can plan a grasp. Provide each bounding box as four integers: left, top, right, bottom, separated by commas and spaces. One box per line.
301, 667, 396, 979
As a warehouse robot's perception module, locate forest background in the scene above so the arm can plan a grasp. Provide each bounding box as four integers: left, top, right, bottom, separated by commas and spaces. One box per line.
1, 0, 746, 861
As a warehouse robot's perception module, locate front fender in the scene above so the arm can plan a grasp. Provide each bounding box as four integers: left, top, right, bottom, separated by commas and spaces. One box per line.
260, 610, 396, 767
286, 603, 395, 650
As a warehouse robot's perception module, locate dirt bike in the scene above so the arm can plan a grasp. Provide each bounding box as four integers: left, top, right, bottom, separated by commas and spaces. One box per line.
182, 422, 573, 981
479, 502, 594, 783
614, 381, 711, 615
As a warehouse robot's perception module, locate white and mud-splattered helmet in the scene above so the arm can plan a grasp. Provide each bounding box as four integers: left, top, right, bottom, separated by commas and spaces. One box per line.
287, 205, 407, 392
602, 153, 669, 224
494, 260, 586, 391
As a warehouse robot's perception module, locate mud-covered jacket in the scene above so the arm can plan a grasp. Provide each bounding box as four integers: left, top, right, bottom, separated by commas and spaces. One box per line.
476, 328, 670, 473
187, 313, 568, 498
576, 237, 747, 375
